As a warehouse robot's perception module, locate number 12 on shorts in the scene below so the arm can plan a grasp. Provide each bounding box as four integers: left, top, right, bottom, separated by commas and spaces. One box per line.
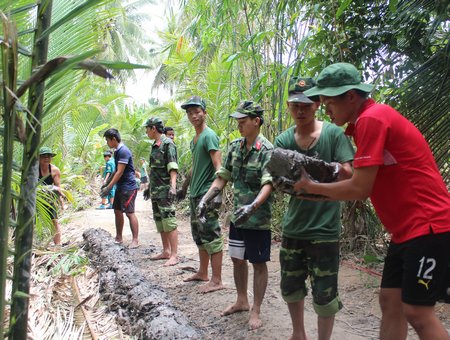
417, 256, 436, 280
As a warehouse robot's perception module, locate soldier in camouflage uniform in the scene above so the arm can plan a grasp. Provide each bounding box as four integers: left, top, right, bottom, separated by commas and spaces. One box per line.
198, 101, 273, 330
273, 77, 354, 340
179, 96, 224, 294
144, 117, 179, 266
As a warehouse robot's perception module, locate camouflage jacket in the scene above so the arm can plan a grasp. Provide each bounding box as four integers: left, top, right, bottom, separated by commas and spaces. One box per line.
217, 134, 273, 230
149, 135, 178, 199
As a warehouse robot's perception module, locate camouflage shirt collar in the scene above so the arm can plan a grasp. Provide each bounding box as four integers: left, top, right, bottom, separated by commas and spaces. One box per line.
240, 134, 264, 151
152, 134, 168, 147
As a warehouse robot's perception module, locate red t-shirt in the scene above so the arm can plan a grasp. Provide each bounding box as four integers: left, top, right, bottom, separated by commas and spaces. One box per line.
345, 99, 450, 243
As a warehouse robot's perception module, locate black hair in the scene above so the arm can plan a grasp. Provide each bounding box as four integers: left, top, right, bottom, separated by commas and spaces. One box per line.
103, 128, 121, 142
250, 115, 264, 127
164, 127, 174, 133
154, 125, 164, 134
103, 151, 112, 157
339, 89, 369, 99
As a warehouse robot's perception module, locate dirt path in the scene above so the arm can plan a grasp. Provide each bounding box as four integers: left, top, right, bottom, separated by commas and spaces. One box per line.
65, 194, 449, 339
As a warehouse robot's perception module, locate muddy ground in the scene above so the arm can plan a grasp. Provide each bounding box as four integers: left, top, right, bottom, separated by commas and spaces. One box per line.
66, 194, 449, 339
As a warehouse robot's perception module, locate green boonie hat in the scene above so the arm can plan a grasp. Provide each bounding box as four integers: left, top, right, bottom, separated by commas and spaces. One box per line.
144, 117, 164, 128
303, 63, 374, 97
181, 96, 206, 110
230, 100, 264, 119
287, 77, 318, 104
39, 146, 56, 156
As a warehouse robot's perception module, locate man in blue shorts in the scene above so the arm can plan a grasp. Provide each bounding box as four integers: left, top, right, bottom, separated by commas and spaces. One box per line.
199, 101, 273, 330
101, 128, 139, 248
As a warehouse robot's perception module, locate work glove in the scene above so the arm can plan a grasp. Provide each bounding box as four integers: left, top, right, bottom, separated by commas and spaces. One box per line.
196, 187, 221, 224
100, 185, 111, 198
272, 175, 295, 193
210, 192, 223, 210
234, 202, 257, 226
196, 198, 208, 224
168, 187, 176, 203
176, 175, 191, 201
176, 188, 187, 201
143, 188, 150, 201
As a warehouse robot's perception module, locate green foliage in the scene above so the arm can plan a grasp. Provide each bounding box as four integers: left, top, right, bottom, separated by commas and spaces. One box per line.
269, 192, 290, 241
152, 0, 449, 254
44, 247, 89, 276
363, 254, 384, 265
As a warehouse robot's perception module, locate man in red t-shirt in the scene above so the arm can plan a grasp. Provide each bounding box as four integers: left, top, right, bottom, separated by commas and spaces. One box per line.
294, 63, 450, 340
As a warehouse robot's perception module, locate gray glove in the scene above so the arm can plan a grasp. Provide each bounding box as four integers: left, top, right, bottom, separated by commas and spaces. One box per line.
168, 187, 176, 203
234, 202, 257, 226
176, 188, 187, 201
100, 185, 111, 198
210, 192, 222, 210
196, 198, 208, 224
143, 188, 150, 201
176, 174, 191, 201
272, 175, 296, 194
196, 187, 221, 223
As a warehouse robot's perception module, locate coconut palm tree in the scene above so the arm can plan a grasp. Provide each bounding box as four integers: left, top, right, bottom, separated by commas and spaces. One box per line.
1, 0, 155, 337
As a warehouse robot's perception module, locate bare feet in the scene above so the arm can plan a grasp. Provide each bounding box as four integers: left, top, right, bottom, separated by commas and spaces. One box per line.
248, 308, 263, 330
128, 241, 139, 249
221, 302, 250, 316
183, 273, 209, 282
114, 236, 123, 244
151, 252, 170, 260
199, 280, 224, 294
163, 256, 178, 266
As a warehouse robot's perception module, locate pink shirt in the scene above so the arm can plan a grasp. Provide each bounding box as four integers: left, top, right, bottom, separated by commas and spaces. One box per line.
345, 99, 450, 243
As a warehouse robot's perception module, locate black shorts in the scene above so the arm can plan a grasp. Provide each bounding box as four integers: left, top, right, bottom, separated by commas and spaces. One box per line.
113, 188, 137, 213
381, 231, 450, 306
228, 222, 271, 263
44, 202, 58, 220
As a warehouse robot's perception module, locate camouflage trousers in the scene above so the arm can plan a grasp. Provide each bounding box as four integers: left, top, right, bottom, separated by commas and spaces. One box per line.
189, 196, 223, 255
151, 198, 176, 233
279, 237, 343, 317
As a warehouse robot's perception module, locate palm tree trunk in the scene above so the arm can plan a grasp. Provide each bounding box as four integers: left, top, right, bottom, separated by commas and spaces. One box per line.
0, 18, 18, 340
10, 1, 53, 339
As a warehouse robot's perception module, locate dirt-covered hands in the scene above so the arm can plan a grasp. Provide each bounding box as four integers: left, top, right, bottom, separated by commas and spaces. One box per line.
176, 173, 191, 201
168, 187, 176, 203
292, 166, 314, 195
234, 202, 257, 225
100, 185, 111, 198
196, 187, 221, 223
143, 188, 150, 201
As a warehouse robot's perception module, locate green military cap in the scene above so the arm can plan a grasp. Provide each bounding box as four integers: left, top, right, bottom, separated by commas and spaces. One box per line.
287, 77, 317, 104
230, 100, 264, 119
288, 77, 316, 93
304, 63, 374, 97
39, 146, 56, 156
144, 117, 164, 128
181, 96, 206, 110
